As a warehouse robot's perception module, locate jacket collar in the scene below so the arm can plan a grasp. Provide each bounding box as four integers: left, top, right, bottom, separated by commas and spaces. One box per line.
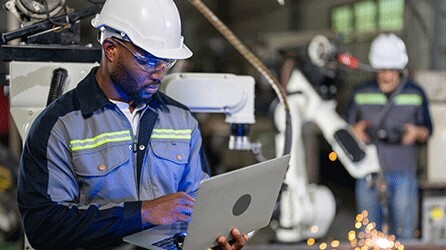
76, 67, 169, 116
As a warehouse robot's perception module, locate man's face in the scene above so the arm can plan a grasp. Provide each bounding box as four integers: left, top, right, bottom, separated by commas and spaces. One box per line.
376, 69, 401, 93
110, 57, 163, 103
110, 39, 170, 103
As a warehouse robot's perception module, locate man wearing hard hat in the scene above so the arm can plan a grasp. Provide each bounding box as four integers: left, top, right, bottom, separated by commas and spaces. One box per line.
346, 33, 432, 239
16, 0, 248, 249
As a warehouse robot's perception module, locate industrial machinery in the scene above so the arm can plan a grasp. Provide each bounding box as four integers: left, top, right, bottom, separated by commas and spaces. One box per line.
4, 0, 69, 26
1, 0, 103, 161
160, 73, 265, 160
271, 35, 381, 242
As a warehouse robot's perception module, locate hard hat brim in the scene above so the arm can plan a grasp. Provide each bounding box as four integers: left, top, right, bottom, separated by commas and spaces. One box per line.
142, 43, 193, 60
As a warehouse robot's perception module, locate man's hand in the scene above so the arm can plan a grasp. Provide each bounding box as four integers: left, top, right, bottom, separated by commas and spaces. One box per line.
351, 120, 371, 144
215, 228, 249, 250
401, 123, 430, 145
141, 192, 195, 225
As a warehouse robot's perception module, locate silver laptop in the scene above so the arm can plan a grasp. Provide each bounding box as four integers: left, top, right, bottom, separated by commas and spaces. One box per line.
123, 154, 290, 250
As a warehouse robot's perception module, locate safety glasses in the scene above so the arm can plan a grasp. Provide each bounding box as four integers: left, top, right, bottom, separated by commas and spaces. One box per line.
113, 38, 177, 73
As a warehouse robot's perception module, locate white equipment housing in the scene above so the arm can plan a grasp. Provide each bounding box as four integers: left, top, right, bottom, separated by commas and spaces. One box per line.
161, 73, 257, 151
161, 73, 255, 125
8, 61, 98, 140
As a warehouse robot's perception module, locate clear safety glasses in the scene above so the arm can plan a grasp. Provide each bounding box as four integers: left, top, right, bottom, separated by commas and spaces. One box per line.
113, 38, 177, 73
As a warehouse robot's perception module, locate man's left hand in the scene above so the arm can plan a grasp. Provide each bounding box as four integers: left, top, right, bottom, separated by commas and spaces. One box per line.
216, 228, 249, 250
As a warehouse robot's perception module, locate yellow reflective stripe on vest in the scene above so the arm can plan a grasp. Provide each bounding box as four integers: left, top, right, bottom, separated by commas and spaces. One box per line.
354, 93, 422, 106
151, 129, 192, 140
394, 94, 422, 105
354, 93, 387, 105
70, 130, 132, 151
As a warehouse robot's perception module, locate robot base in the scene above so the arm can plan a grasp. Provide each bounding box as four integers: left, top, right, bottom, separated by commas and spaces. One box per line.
275, 184, 336, 243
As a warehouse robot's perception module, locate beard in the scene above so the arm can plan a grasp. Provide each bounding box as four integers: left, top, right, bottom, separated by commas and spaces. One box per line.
110, 57, 153, 104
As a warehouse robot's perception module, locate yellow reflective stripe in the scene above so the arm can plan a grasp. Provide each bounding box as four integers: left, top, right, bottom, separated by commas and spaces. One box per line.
394, 94, 422, 105
70, 130, 132, 151
355, 93, 423, 106
151, 129, 192, 140
354, 93, 387, 105
71, 137, 132, 151
70, 130, 131, 144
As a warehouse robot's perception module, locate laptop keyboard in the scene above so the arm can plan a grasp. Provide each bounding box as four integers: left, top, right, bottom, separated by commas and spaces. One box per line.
152, 234, 185, 250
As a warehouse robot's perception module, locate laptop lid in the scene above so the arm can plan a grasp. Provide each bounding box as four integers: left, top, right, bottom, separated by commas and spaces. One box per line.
123, 154, 290, 250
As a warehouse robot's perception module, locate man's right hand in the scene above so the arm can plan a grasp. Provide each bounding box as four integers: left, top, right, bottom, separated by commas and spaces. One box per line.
352, 120, 371, 144
141, 192, 195, 225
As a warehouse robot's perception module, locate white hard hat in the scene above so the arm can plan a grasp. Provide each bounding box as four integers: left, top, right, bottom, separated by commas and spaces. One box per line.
368, 33, 408, 70
91, 0, 192, 59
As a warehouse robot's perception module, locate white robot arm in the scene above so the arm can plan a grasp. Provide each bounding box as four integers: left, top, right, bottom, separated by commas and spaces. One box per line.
162, 73, 255, 125
273, 68, 381, 242
272, 35, 381, 242
285, 70, 381, 179
160, 73, 258, 152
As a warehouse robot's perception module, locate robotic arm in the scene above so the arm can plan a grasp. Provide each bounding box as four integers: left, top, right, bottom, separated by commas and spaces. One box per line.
160, 73, 261, 156
272, 35, 381, 242
282, 69, 381, 179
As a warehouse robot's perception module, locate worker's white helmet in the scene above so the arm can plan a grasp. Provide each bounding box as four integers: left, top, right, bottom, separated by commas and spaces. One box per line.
368, 33, 408, 70
91, 0, 192, 59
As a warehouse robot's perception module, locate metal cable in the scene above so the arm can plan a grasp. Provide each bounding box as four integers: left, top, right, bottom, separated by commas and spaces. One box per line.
187, 0, 292, 155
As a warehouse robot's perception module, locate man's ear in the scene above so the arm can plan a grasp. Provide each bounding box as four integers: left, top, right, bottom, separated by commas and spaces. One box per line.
102, 38, 117, 62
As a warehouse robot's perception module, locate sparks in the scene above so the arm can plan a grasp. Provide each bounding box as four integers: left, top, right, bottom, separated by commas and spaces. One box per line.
305, 211, 406, 249
348, 211, 405, 250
